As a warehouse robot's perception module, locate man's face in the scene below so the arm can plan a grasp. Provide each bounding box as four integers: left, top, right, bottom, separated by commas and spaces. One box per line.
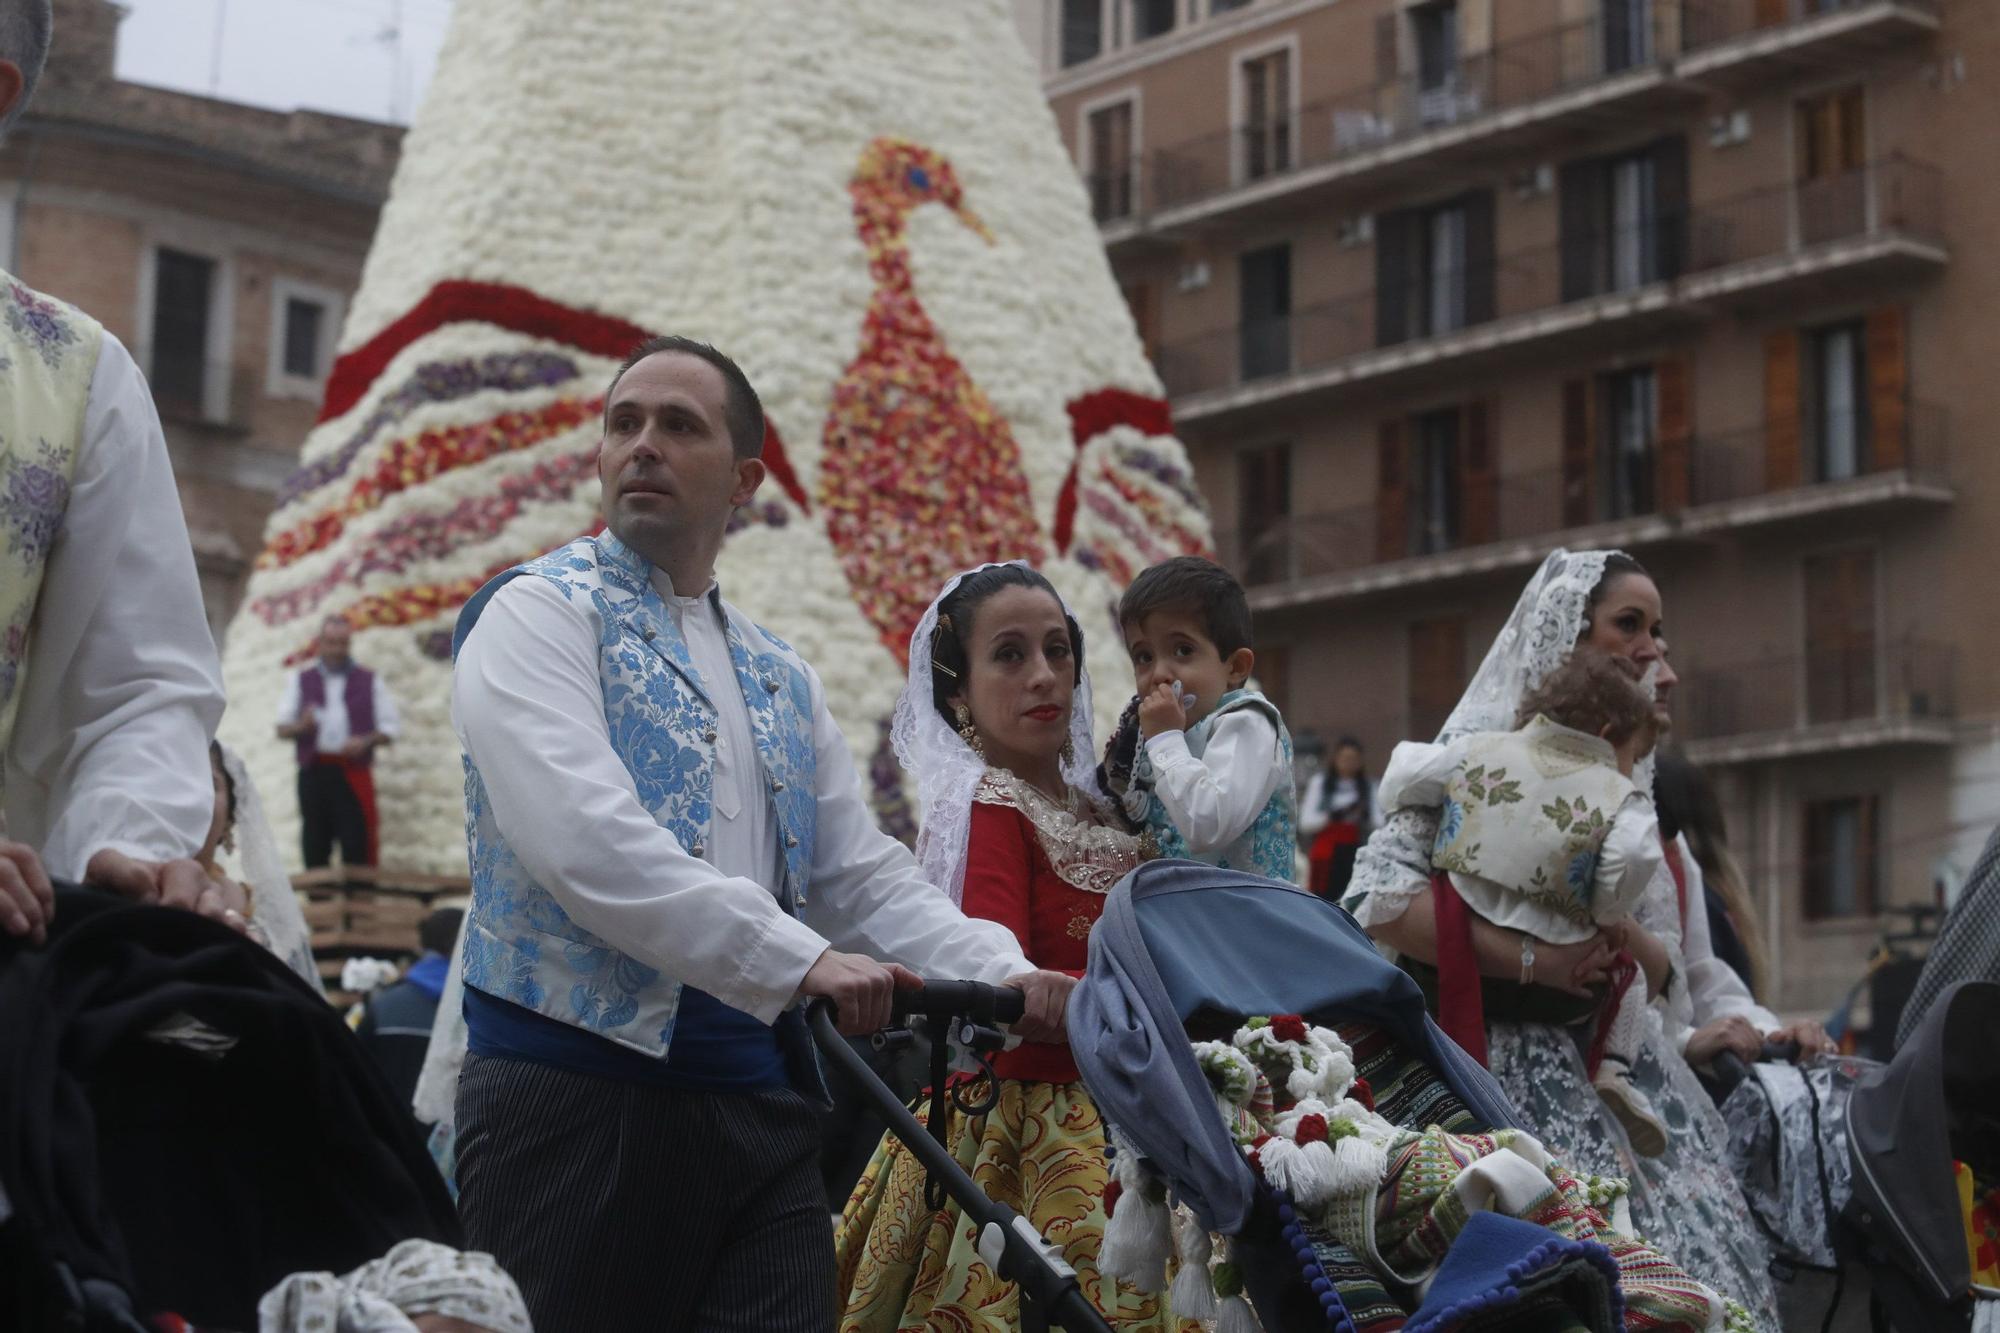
318, 620, 352, 669
597, 352, 758, 561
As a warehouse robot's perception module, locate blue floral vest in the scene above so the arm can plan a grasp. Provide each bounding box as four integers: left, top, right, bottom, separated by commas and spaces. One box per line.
451, 534, 819, 1061
1135, 688, 1299, 882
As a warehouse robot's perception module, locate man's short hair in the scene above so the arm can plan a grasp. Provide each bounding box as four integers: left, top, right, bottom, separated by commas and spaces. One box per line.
1117, 555, 1254, 657
603, 335, 766, 460
0, 0, 53, 138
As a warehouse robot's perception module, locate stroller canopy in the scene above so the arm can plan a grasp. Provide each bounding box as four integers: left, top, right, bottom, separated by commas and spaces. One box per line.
1068, 861, 1520, 1233
1847, 979, 2000, 1310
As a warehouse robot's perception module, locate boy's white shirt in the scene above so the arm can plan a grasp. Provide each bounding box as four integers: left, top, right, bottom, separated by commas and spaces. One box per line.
1141, 709, 1286, 854
1377, 735, 1661, 946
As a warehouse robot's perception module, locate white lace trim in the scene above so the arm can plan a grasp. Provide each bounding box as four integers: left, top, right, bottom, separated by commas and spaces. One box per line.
974, 768, 1151, 897
891, 562, 1104, 905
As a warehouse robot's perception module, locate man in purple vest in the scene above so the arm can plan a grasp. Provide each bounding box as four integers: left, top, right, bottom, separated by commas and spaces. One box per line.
275, 617, 400, 867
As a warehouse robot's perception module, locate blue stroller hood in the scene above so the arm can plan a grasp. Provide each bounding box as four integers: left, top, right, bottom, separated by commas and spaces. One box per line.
1067, 860, 1522, 1235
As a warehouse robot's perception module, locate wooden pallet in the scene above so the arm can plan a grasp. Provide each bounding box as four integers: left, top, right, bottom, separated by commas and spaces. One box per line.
299, 867, 469, 1008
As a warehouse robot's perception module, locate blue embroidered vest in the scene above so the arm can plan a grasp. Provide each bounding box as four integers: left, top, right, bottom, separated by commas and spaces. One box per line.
451, 534, 820, 1063
1136, 688, 1299, 882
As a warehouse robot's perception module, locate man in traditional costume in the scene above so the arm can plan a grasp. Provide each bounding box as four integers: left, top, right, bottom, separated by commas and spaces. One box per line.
448, 335, 1075, 1331
276, 616, 400, 867
0, 0, 233, 936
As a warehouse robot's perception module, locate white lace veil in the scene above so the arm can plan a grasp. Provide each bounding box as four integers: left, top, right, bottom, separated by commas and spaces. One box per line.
216, 740, 322, 993
1345, 547, 1641, 923
891, 561, 1102, 905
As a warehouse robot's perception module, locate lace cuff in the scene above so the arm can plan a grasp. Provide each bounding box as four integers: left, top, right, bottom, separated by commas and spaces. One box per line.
1341, 806, 1440, 930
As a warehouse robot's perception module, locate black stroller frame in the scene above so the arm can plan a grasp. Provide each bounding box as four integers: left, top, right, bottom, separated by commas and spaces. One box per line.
808, 981, 1117, 1333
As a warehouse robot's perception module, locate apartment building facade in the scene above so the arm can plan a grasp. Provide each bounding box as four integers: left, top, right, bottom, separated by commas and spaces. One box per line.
1035, 0, 1995, 1014
0, 0, 399, 638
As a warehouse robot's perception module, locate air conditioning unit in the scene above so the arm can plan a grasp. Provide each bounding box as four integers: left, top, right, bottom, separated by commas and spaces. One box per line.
1176, 261, 1211, 293
1333, 109, 1394, 152
1336, 215, 1374, 248
1708, 109, 1751, 148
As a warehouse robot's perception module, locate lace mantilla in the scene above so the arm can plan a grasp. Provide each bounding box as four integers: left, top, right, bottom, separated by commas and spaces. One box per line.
975, 768, 1152, 897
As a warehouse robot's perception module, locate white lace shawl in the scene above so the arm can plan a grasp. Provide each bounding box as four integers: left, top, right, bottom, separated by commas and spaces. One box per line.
214, 741, 321, 993
1344, 546, 1693, 1031
891, 562, 1104, 905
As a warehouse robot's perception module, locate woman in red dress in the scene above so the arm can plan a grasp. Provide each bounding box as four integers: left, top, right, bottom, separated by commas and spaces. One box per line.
835, 562, 1190, 1331
1299, 736, 1380, 897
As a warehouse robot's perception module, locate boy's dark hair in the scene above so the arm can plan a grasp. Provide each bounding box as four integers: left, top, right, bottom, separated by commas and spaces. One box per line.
1517, 651, 1655, 746
929, 564, 1083, 726
419, 907, 466, 958
603, 335, 766, 459
1117, 555, 1253, 657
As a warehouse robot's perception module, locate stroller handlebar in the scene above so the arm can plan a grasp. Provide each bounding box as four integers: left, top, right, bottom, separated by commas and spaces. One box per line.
891, 979, 1025, 1026
1711, 1039, 1806, 1093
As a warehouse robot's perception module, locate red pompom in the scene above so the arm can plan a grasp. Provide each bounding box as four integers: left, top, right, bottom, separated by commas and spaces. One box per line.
1103, 1178, 1122, 1217
1293, 1114, 1329, 1145
1271, 1015, 1308, 1043
1352, 1078, 1375, 1111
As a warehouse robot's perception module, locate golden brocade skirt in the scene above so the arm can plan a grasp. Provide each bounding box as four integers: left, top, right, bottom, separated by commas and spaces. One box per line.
833, 1076, 1198, 1332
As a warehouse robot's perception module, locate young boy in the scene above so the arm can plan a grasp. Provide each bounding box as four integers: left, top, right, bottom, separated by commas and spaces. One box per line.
1100, 556, 1298, 882
1377, 651, 1669, 1155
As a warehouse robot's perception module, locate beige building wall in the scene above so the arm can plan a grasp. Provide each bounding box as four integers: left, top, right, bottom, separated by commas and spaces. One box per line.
1038, 0, 1991, 1019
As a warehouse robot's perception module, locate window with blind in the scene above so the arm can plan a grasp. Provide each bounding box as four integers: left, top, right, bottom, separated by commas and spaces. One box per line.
1559, 137, 1687, 302
1603, 0, 1654, 74
1376, 191, 1495, 346
1241, 49, 1293, 182
1803, 794, 1879, 920
1797, 86, 1867, 244
1808, 320, 1869, 481
1765, 306, 1906, 492
1410, 408, 1461, 556
1599, 367, 1657, 519
1088, 100, 1136, 222
149, 248, 216, 416
1413, 2, 1459, 97
1236, 441, 1293, 586
1060, 0, 1103, 67
1239, 243, 1292, 381
1804, 547, 1877, 725
1407, 616, 1467, 741
1133, 0, 1177, 42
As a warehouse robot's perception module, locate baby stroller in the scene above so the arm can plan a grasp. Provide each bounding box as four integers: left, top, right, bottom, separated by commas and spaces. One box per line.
1067, 860, 1751, 1333
1837, 980, 2000, 1332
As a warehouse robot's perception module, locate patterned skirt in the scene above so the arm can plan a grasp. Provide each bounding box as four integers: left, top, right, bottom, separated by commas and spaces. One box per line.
834, 1077, 1197, 1332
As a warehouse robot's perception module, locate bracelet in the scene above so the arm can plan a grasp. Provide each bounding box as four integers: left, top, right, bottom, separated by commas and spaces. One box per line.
1518, 933, 1536, 987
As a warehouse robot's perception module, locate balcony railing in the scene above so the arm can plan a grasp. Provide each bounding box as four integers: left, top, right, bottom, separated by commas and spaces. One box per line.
1142, 10, 1676, 220
1216, 404, 1950, 594
1678, 637, 1956, 746
1153, 157, 1939, 406
1689, 402, 1948, 509
1681, 0, 1939, 54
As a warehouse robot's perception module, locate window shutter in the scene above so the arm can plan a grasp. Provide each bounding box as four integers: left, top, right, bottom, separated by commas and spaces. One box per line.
1866, 306, 1907, 471
1375, 13, 1401, 88
1653, 136, 1690, 280
1756, 0, 1789, 29
1375, 209, 1412, 347
1764, 330, 1803, 490
1463, 190, 1497, 326
1460, 400, 1497, 544
1408, 617, 1467, 741
1804, 549, 1877, 724
1838, 87, 1868, 172
1857, 794, 1881, 916
1655, 357, 1692, 512
1376, 418, 1409, 561
1561, 377, 1595, 526
1559, 159, 1606, 302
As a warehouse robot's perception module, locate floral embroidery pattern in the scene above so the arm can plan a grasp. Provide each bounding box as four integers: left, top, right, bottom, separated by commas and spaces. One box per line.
0, 437, 73, 564
817, 138, 1048, 665
3, 282, 79, 370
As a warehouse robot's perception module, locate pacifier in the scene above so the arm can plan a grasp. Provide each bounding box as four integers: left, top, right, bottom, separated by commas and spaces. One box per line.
1170, 679, 1198, 712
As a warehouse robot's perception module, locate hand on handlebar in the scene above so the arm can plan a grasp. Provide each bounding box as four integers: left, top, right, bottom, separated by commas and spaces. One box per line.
1685, 1014, 1764, 1067
1002, 969, 1077, 1044
800, 949, 923, 1036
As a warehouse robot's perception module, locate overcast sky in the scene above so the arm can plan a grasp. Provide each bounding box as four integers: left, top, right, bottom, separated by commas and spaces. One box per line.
114, 0, 455, 125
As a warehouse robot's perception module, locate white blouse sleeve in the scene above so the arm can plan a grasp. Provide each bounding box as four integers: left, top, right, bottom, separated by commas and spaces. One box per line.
372, 674, 401, 739
1678, 835, 1781, 1044
1375, 740, 1456, 814
1592, 793, 1664, 926
4, 332, 223, 878
1297, 772, 1330, 836
1142, 709, 1284, 855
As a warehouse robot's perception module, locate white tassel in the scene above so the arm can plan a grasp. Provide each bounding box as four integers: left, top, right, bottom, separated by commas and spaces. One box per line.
1100, 1180, 1171, 1292
1256, 1137, 1340, 1209
1328, 1134, 1388, 1194
1216, 1291, 1264, 1333
1169, 1210, 1217, 1319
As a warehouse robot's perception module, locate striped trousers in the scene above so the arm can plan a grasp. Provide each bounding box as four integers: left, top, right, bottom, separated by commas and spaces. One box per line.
455, 1053, 835, 1332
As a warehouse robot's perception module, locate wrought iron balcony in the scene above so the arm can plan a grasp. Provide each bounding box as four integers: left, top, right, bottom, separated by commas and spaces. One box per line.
1677, 637, 1957, 765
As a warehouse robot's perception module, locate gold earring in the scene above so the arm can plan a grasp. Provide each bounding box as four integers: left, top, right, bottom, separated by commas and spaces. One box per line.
953, 704, 984, 757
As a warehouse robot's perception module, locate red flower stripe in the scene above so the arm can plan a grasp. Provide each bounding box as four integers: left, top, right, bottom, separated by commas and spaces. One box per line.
249, 446, 598, 628
259, 396, 599, 570
1053, 386, 1173, 554
320, 280, 650, 423
1085, 454, 1211, 558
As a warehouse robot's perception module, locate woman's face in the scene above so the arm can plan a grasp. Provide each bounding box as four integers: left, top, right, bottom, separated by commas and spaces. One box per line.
953, 585, 1076, 780
1333, 743, 1364, 779
1580, 572, 1676, 718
